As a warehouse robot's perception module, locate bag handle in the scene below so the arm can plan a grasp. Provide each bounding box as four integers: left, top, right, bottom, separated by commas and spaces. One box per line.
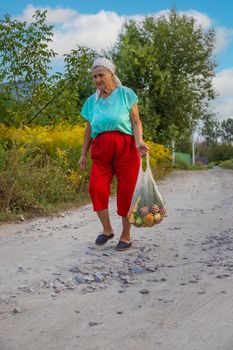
146, 153, 150, 169
139, 153, 150, 173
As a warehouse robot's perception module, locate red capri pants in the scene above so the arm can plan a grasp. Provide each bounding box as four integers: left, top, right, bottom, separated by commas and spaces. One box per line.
89, 131, 140, 216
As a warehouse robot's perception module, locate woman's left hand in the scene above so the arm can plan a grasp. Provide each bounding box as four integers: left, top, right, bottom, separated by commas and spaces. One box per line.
136, 142, 149, 157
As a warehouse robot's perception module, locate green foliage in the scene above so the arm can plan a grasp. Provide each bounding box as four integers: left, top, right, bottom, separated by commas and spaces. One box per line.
0, 10, 57, 125
64, 45, 96, 112
196, 141, 233, 163
221, 118, 233, 142
201, 118, 221, 144
219, 159, 233, 170
110, 9, 216, 143
0, 141, 90, 221
30, 45, 97, 126
0, 123, 171, 221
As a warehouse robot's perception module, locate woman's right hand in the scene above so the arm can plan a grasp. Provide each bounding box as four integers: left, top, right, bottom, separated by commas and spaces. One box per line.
79, 155, 87, 170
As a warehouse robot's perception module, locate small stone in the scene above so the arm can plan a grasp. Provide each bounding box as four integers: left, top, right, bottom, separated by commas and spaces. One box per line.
146, 267, 157, 272
160, 277, 166, 282
118, 290, 126, 293
74, 276, 86, 284
89, 322, 101, 327
13, 307, 20, 313
94, 273, 105, 283
75, 310, 81, 313
69, 266, 82, 273
18, 286, 33, 293
66, 283, 75, 290
102, 252, 111, 257
84, 275, 95, 283
117, 311, 123, 314
163, 299, 175, 303
143, 247, 151, 254
19, 215, 26, 222
131, 266, 144, 274
197, 291, 206, 295
140, 289, 150, 294
17, 267, 25, 273
146, 278, 159, 282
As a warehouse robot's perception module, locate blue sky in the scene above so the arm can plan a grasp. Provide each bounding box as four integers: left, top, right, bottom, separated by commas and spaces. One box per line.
1, 0, 233, 119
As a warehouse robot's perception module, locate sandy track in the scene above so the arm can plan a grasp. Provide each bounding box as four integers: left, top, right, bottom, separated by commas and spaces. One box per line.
0, 168, 233, 350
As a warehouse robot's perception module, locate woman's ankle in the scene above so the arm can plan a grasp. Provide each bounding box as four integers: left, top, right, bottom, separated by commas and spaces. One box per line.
119, 233, 131, 243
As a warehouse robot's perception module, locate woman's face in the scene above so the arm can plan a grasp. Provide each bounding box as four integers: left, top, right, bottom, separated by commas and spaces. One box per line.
92, 66, 114, 91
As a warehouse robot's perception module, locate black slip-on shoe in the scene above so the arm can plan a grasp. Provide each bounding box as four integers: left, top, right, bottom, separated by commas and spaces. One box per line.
95, 233, 114, 246
116, 241, 132, 251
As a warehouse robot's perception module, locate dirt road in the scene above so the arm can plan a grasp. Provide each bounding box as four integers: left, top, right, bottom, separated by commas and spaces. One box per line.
1, 168, 233, 350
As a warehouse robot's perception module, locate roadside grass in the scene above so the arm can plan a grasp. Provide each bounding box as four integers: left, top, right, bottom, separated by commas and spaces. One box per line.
0, 123, 172, 224
172, 159, 207, 170
218, 159, 233, 170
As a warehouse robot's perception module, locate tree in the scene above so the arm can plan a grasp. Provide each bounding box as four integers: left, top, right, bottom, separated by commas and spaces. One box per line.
201, 118, 221, 144
221, 118, 233, 142
30, 45, 97, 125
0, 10, 57, 125
63, 45, 96, 115
110, 9, 216, 144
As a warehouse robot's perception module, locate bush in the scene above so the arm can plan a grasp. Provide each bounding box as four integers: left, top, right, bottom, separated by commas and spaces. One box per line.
196, 142, 233, 163
219, 159, 233, 170
0, 123, 172, 222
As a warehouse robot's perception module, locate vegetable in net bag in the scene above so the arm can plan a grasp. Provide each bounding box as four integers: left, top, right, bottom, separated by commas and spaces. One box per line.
127, 154, 167, 227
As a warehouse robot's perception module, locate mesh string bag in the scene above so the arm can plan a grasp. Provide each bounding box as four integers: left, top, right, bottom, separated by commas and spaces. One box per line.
127, 154, 167, 228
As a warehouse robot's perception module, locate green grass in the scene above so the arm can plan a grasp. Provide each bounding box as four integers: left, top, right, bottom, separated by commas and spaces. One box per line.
218, 159, 233, 170
172, 159, 207, 171
0, 151, 171, 224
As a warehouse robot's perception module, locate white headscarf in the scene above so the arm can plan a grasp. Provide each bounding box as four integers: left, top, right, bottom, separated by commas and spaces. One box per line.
92, 57, 122, 101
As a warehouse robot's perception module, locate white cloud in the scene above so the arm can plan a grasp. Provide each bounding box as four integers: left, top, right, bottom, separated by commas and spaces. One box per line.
177, 10, 212, 29
212, 68, 233, 120
51, 10, 125, 55
18, 4, 77, 24
17, 5, 127, 55
17, 5, 233, 121
18, 5, 224, 58
214, 27, 233, 54
213, 68, 233, 97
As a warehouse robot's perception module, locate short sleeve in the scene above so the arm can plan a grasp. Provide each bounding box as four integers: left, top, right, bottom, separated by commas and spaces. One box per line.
123, 87, 138, 111
81, 99, 90, 122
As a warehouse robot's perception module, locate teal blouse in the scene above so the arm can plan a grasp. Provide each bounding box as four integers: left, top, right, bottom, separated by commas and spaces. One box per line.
81, 86, 138, 139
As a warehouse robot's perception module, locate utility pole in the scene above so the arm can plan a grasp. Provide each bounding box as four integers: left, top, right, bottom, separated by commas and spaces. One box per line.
192, 128, 195, 166
172, 140, 175, 165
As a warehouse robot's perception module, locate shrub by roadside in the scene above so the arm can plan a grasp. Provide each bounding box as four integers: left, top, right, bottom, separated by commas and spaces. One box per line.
218, 159, 233, 170
0, 123, 172, 223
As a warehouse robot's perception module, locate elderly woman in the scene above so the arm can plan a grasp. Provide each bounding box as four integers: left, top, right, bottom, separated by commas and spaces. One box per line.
79, 57, 149, 251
